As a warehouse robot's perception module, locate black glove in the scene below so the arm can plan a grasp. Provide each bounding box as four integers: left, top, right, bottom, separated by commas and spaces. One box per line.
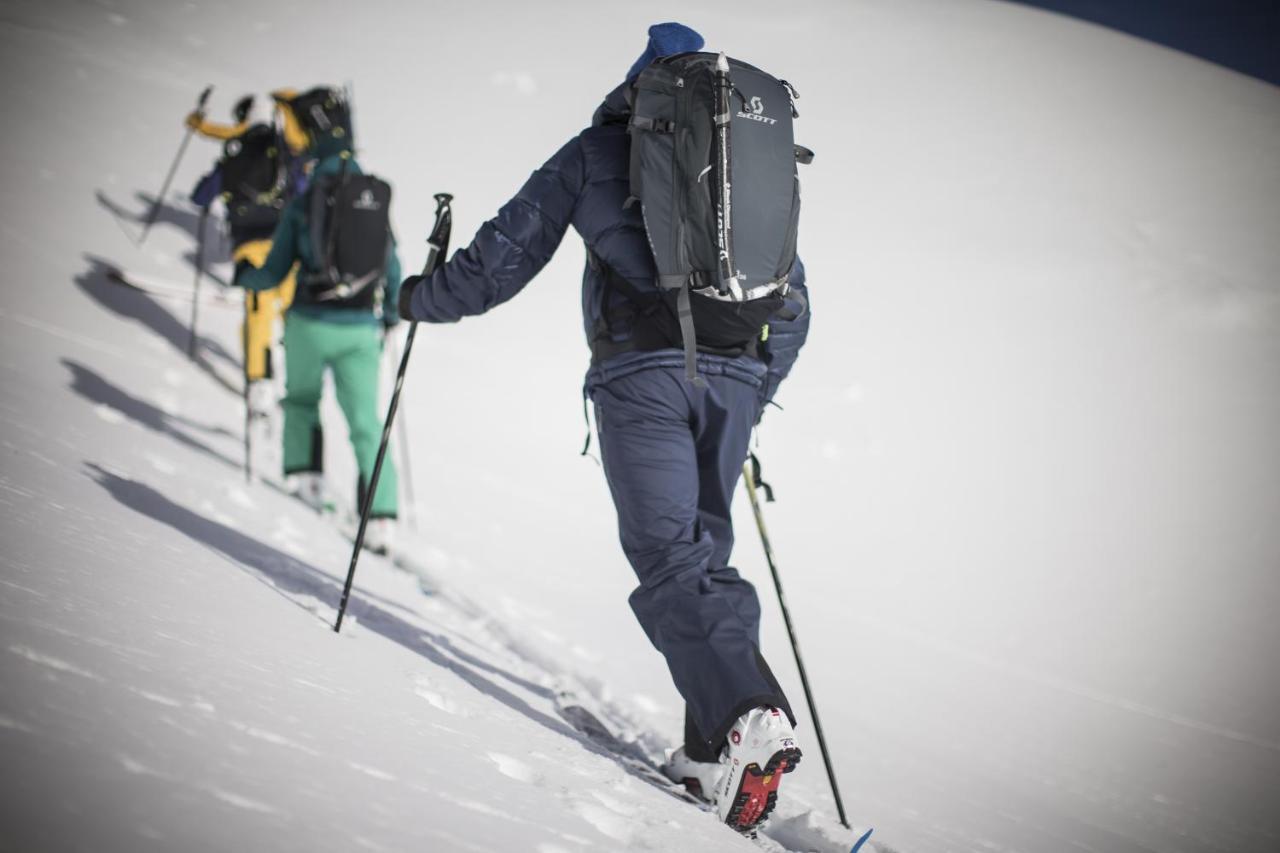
398, 275, 422, 322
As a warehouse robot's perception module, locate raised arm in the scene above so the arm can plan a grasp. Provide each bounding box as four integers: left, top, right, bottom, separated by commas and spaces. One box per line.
185, 112, 250, 142
402, 138, 586, 323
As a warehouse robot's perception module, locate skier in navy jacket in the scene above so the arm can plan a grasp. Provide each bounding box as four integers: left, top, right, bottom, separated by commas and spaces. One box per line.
400, 23, 811, 831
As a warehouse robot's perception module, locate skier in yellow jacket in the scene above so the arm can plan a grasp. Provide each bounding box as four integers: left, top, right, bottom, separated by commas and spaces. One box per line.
186, 93, 307, 410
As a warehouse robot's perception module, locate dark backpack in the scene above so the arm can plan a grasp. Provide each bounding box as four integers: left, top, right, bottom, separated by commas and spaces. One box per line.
219, 123, 286, 234
286, 86, 353, 150
304, 162, 393, 310
622, 52, 811, 381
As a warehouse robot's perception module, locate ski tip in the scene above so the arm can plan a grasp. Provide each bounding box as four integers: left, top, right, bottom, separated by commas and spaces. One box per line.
850, 827, 874, 853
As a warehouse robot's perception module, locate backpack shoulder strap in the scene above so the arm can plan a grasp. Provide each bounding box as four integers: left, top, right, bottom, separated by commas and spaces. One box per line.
321, 158, 352, 277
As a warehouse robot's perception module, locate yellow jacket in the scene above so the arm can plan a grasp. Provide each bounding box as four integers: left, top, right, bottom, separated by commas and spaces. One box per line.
269, 88, 311, 156
184, 112, 250, 141
185, 89, 309, 154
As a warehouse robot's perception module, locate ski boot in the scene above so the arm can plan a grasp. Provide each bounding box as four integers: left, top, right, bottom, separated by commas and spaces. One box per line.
247, 379, 277, 419
288, 472, 331, 514
715, 707, 802, 833
362, 518, 395, 556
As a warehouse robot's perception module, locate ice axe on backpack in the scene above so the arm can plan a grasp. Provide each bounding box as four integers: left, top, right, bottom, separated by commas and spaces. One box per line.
334, 192, 453, 633
139, 85, 213, 246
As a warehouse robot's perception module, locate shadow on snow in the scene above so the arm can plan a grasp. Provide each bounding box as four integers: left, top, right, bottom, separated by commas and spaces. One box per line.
83, 463, 695, 805
63, 358, 241, 469
74, 254, 241, 396
94, 188, 233, 273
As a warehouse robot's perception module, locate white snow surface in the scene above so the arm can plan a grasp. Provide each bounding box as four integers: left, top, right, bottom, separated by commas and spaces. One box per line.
2, 1, 1279, 852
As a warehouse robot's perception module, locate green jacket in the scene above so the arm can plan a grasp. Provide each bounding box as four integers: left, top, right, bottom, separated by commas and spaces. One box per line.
241, 153, 402, 326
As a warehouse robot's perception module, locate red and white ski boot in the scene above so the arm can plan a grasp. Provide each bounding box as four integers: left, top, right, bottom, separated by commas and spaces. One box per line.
715, 707, 802, 833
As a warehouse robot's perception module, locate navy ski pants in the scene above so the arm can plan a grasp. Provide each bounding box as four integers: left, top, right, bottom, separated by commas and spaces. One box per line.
590, 365, 793, 758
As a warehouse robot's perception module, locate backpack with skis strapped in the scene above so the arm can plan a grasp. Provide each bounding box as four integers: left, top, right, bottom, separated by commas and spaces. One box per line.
304, 159, 393, 310
218, 122, 287, 237
620, 52, 812, 382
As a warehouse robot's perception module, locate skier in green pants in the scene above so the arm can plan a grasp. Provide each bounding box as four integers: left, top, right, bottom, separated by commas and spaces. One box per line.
236, 86, 402, 553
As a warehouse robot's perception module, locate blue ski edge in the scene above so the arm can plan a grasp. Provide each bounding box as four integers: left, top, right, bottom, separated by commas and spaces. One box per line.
851, 827, 874, 853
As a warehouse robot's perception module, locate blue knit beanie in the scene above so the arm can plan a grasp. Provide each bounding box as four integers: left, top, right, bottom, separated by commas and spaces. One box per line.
626, 22, 705, 82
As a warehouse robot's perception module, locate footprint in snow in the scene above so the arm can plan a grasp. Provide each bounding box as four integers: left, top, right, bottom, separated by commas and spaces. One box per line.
145, 454, 177, 475
569, 799, 635, 845
225, 486, 256, 510
197, 500, 235, 527
487, 752, 538, 784
155, 392, 181, 417
588, 788, 639, 817
208, 787, 278, 814
8, 645, 102, 681
414, 678, 467, 717
118, 754, 165, 777
348, 762, 396, 782
130, 687, 183, 708
93, 404, 126, 425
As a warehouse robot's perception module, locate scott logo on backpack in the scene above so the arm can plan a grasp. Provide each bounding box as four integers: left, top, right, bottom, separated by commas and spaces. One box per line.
738, 96, 777, 126
353, 189, 382, 212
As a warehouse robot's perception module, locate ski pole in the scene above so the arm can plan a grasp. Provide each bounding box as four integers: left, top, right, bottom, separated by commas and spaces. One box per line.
742, 456, 850, 829
243, 290, 255, 484
188, 204, 209, 360
140, 85, 213, 246
335, 192, 452, 632
386, 332, 419, 530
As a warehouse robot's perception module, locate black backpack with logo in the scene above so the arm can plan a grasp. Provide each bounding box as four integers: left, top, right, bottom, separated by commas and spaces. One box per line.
303, 162, 393, 310
219, 123, 286, 238
614, 51, 811, 381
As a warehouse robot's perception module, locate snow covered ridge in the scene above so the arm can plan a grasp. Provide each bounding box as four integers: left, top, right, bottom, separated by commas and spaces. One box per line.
4, 0, 1280, 852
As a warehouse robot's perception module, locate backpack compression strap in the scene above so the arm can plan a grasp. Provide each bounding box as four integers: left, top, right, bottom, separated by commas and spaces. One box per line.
663, 275, 703, 386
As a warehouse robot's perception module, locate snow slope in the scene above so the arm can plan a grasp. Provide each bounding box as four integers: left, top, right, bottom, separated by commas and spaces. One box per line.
2, 1, 1279, 851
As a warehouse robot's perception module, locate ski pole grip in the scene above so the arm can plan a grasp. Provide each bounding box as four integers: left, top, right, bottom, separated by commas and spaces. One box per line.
422, 193, 453, 274
196, 85, 214, 110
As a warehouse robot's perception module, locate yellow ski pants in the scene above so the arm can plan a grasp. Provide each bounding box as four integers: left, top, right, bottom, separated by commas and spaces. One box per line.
234, 239, 297, 381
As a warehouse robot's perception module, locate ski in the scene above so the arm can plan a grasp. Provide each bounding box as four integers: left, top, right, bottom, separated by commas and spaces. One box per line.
104, 267, 237, 308
553, 695, 709, 809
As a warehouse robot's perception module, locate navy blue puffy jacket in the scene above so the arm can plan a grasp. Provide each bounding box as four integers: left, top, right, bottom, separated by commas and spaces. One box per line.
406, 83, 810, 406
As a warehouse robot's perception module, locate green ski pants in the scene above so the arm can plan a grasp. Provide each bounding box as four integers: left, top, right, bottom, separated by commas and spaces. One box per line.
281, 312, 398, 518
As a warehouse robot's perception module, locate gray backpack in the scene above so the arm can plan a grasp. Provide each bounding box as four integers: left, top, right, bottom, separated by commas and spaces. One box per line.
625, 51, 812, 382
